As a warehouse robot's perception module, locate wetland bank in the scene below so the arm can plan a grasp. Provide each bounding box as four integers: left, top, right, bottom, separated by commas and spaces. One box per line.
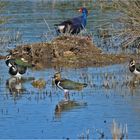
7, 35, 133, 69
0, 0, 140, 139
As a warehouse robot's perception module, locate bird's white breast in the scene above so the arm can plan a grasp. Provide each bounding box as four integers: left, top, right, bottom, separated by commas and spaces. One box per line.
134, 69, 140, 75
57, 81, 63, 90
8, 63, 13, 67
58, 25, 65, 30
15, 72, 22, 78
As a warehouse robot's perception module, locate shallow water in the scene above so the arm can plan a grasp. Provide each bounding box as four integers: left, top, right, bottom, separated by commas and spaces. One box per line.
0, 0, 140, 139
1, 59, 140, 139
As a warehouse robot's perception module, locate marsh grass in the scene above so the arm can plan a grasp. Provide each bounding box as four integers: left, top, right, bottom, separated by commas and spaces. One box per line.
111, 120, 128, 140
97, 0, 140, 48
42, 18, 57, 42
78, 120, 128, 139
0, 30, 22, 55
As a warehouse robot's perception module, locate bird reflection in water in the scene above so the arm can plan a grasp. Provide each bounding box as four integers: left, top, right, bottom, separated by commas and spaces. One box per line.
128, 75, 140, 95
6, 77, 34, 100
55, 99, 87, 119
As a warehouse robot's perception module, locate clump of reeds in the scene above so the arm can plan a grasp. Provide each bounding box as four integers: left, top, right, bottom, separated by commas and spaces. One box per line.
77, 119, 128, 139
98, 0, 140, 48
111, 119, 128, 140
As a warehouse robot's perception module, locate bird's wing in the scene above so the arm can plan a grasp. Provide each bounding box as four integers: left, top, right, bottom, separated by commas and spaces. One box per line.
55, 15, 85, 34
15, 59, 32, 67
60, 79, 87, 91
71, 16, 83, 26
135, 63, 140, 71
54, 20, 72, 26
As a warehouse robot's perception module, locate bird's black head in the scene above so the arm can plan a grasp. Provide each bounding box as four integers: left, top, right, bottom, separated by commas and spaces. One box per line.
79, 7, 88, 16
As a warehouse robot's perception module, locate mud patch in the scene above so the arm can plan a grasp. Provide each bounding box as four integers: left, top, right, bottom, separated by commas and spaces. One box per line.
5, 35, 135, 69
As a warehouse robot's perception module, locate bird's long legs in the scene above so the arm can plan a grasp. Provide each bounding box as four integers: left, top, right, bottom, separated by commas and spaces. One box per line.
64, 90, 70, 101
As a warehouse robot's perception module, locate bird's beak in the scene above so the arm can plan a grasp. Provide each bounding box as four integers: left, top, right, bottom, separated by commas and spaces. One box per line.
78, 8, 82, 13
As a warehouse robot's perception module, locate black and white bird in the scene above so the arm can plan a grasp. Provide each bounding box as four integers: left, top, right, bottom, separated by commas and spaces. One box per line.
5, 55, 31, 78
55, 7, 88, 35
8, 64, 27, 78
129, 59, 140, 76
53, 73, 87, 100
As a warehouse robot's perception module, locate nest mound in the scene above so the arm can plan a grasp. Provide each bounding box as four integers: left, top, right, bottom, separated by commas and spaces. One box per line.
9, 35, 131, 69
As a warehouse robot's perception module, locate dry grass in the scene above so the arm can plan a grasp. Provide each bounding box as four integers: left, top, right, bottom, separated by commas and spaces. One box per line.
111, 119, 128, 140
77, 120, 128, 139
98, 0, 140, 48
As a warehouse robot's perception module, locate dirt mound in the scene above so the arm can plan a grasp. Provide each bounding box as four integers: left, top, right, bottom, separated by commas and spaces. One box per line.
8, 35, 132, 69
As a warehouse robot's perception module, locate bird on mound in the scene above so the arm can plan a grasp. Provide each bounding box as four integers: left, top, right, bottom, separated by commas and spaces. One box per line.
129, 59, 140, 76
55, 7, 88, 35
5, 55, 32, 79
53, 72, 87, 100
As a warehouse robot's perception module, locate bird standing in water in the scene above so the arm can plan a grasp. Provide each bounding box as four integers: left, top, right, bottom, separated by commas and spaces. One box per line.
53, 73, 87, 100
55, 7, 88, 34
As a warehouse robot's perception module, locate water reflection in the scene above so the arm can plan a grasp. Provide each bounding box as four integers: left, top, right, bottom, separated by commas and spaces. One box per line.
6, 76, 34, 100
128, 75, 140, 95
1, 64, 140, 138
55, 99, 87, 119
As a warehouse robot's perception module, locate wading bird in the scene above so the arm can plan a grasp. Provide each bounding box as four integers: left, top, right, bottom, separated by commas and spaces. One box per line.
53, 72, 87, 100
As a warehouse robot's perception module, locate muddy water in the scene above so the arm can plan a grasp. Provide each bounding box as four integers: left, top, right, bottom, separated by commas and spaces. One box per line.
0, 0, 140, 139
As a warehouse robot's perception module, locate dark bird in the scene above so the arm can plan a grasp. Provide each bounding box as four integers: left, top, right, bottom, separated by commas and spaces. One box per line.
53, 73, 87, 100
5, 55, 32, 78
55, 7, 88, 34
129, 59, 140, 76
55, 100, 87, 118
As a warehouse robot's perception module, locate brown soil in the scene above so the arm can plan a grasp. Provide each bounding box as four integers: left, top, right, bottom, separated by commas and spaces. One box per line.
0, 55, 5, 59
3, 35, 135, 69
